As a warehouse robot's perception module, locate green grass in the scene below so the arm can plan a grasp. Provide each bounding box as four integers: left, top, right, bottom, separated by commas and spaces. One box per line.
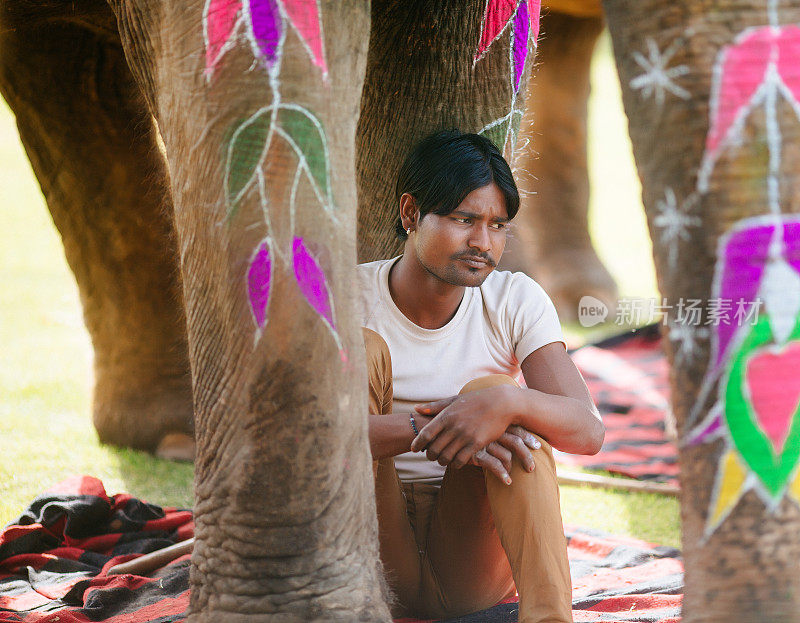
0, 32, 679, 548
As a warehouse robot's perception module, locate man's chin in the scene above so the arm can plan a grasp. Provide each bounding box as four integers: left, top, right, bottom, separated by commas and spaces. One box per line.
447, 265, 493, 287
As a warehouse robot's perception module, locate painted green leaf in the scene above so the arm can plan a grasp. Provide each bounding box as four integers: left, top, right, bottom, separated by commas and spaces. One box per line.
278, 106, 331, 202
225, 109, 272, 217
480, 118, 509, 153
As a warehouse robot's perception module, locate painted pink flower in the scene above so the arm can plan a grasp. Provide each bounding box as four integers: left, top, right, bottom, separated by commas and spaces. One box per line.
475, 0, 541, 93
280, 0, 328, 77
203, 0, 328, 78
699, 25, 800, 191
204, 0, 243, 75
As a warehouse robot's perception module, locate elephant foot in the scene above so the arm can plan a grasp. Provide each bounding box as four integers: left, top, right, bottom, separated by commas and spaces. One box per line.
156, 433, 195, 462
93, 374, 194, 456
533, 249, 619, 324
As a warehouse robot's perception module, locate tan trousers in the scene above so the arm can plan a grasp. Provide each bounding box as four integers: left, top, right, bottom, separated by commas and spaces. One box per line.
363, 328, 573, 623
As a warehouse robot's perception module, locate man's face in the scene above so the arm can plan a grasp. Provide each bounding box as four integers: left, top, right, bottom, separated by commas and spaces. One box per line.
413, 183, 509, 287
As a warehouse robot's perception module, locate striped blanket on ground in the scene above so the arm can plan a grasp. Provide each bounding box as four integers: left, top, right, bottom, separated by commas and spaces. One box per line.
0, 477, 682, 622
557, 324, 679, 487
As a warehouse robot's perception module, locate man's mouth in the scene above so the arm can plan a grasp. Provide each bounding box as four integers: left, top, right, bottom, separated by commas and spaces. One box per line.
457, 255, 492, 268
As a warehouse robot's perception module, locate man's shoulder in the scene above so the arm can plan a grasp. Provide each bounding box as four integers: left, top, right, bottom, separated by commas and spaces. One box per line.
356, 258, 398, 326
480, 269, 565, 360
356, 257, 395, 291
480, 268, 548, 303
357, 257, 395, 275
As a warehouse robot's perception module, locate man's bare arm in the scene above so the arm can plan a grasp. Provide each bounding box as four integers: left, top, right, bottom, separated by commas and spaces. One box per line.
368, 412, 537, 482
516, 342, 604, 455
410, 342, 604, 468
368, 413, 431, 460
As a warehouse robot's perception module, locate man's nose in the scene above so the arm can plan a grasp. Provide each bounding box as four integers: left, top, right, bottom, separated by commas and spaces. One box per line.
468, 224, 491, 252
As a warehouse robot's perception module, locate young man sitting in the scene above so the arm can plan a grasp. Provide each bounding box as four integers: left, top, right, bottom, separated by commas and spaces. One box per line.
358, 129, 604, 623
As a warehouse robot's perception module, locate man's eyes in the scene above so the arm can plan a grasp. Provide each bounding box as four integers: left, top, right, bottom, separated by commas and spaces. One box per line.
451, 217, 507, 230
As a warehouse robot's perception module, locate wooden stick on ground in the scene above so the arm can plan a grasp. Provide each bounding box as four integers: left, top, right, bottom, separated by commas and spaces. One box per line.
557, 469, 679, 497
106, 539, 195, 576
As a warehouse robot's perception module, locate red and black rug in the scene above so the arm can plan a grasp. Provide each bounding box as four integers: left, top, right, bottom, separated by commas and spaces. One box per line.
557, 324, 679, 487
0, 477, 682, 622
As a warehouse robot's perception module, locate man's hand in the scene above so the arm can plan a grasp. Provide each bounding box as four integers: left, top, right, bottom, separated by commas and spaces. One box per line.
470, 426, 541, 484
409, 386, 534, 476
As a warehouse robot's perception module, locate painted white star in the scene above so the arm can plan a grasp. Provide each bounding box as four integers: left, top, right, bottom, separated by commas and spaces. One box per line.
668, 320, 709, 365
630, 38, 691, 107
653, 188, 701, 271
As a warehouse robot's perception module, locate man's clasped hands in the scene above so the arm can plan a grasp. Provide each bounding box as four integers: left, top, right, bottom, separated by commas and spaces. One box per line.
409, 384, 540, 486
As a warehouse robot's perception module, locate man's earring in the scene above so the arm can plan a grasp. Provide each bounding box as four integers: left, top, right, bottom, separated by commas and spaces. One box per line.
406, 227, 412, 235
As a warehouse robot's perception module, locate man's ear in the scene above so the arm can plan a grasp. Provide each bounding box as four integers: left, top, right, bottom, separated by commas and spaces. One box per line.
399, 193, 418, 231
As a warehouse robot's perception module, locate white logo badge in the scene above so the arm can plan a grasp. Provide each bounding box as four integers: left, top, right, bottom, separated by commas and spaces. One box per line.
578, 296, 608, 327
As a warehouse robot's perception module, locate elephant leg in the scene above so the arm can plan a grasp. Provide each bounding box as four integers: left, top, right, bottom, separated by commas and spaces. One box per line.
605, 1, 800, 620
503, 10, 618, 323
0, 2, 193, 457
111, 1, 390, 620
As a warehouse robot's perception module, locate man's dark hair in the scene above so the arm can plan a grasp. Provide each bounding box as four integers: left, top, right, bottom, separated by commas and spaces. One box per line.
395, 129, 520, 239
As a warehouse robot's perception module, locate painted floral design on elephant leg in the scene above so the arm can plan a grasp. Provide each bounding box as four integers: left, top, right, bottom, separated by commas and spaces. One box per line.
203, 0, 328, 80
697, 24, 800, 196
683, 1, 800, 538
224, 103, 341, 350
629, 36, 690, 107
203, 0, 244, 77
474, 0, 541, 155
203, 0, 342, 355
687, 216, 800, 537
652, 187, 701, 273
292, 236, 344, 357
247, 237, 273, 334
475, 0, 540, 65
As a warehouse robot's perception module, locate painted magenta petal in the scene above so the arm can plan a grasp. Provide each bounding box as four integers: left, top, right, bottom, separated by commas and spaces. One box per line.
529, 0, 540, 45
247, 240, 272, 329
205, 0, 242, 73
281, 0, 328, 76
784, 219, 800, 286
687, 412, 722, 447
714, 221, 772, 371
476, 0, 518, 61
247, 0, 283, 67
292, 237, 335, 329
511, 0, 529, 92
777, 25, 800, 112
705, 28, 772, 160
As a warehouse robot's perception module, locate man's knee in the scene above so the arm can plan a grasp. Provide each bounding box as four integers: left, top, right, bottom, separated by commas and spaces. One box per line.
458, 373, 519, 395
363, 328, 393, 415
509, 427, 557, 477
457, 375, 559, 479
458, 374, 557, 456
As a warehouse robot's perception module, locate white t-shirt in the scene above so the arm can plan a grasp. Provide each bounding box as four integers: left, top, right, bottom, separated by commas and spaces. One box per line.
358, 256, 566, 485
